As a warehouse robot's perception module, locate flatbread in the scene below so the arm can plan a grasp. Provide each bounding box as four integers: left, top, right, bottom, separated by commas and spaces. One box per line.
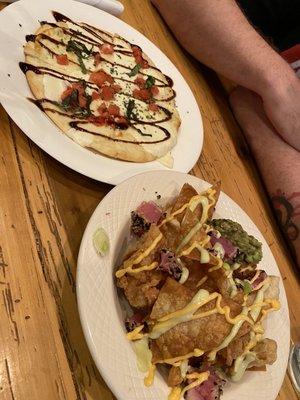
21, 12, 181, 163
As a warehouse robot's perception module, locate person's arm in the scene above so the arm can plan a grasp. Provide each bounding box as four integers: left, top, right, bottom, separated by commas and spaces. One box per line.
230, 87, 300, 266
151, 0, 300, 151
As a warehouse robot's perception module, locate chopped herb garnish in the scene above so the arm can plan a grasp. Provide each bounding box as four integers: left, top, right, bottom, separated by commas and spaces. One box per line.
126, 99, 135, 119
61, 89, 78, 108
241, 280, 252, 295
128, 63, 141, 77
66, 39, 93, 74
55, 86, 92, 117
145, 75, 155, 89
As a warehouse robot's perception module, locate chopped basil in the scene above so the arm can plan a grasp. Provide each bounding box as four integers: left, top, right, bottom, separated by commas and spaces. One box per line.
126, 99, 135, 119
145, 75, 155, 89
128, 63, 141, 77
61, 89, 78, 108
66, 39, 93, 74
55, 85, 92, 117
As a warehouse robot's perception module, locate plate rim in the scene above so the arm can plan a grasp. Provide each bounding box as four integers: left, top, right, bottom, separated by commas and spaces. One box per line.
77, 169, 290, 400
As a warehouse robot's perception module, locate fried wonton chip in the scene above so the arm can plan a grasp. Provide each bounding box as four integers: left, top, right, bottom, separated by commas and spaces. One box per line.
150, 279, 251, 362
167, 366, 183, 387
150, 278, 194, 321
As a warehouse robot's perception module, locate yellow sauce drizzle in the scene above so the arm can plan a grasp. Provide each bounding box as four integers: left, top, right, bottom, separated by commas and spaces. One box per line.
157, 290, 217, 322
196, 275, 208, 287
115, 234, 162, 278
179, 241, 210, 263
126, 325, 145, 341
155, 349, 204, 366
168, 387, 182, 400
159, 189, 215, 228
144, 364, 156, 387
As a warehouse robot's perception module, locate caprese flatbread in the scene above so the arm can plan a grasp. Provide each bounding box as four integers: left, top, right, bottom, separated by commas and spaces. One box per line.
20, 12, 181, 163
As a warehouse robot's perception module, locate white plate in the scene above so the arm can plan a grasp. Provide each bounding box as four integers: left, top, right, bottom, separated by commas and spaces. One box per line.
77, 170, 290, 400
0, 0, 203, 185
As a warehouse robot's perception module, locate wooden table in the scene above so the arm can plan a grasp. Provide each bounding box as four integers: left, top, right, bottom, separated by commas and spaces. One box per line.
0, 1, 299, 399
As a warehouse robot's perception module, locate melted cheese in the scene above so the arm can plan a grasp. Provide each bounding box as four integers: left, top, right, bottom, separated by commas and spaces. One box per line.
43, 75, 67, 102
158, 152, 174, 168
115, 234, 162, 278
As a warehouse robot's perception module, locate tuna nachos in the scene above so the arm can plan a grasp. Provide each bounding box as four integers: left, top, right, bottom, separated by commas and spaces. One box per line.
115, 183, 280, 400
20, 12, 180, 164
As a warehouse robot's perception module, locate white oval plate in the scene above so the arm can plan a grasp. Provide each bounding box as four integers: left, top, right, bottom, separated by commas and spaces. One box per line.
77, 170, 290, 400
0, 0, 203, 185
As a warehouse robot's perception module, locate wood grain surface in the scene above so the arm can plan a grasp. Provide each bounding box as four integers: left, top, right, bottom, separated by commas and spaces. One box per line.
0, 1, 299, 399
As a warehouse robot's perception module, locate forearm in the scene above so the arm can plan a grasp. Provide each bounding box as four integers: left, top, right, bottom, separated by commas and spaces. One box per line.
230, 89, 300, 265
250, 126, 300, 264
152, 0, 295, 97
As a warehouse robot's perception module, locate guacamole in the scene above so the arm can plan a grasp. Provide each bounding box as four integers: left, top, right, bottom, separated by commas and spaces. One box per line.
211, 219, 262, 264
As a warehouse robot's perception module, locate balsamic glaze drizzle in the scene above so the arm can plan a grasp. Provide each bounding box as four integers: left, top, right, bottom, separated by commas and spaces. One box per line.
21, 11, 177, 144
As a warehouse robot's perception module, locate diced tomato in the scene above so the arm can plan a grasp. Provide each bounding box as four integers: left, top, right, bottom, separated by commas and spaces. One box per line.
100, 43, 114, 54
71, 82, 86, 97
78, 94, 87, 108
148, 102, 159, 112
92, 91, 101, 100
111, 84, 122, 93
98, 102, 109, 117
141, 59, 149, 69
56, 54, 69, 65
61, 86, 74, 101
93, 116, 106, 126
134, 77, 146, 88
94, 52, 102, 67
132, 46, 148, 69
132, 46, 141, 59
90, 70, 114, 87
108, 104, 120, 116
115, 116, 127, 124
101, 86, 115, 101
151, 85, 159, 96
115, 116, 129, 129
133, 88, 151, 101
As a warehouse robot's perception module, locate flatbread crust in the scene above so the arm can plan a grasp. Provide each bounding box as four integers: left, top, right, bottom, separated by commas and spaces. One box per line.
22, 14, 181, 163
